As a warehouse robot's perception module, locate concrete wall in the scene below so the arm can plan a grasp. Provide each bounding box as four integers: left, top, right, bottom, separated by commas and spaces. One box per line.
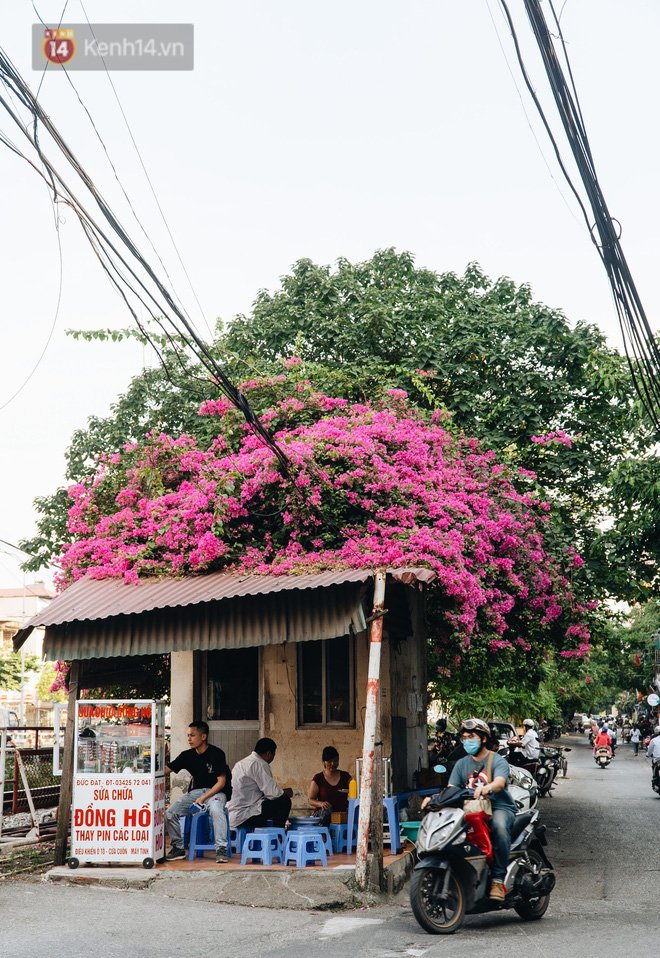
259, 634, 384, 812
169, 650, 195, 801
387, 626, 428, 791
169, 585, 429, 812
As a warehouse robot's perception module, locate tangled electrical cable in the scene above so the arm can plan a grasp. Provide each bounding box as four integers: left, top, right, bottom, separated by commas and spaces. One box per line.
498, 0, 660, 432
0, 44, 291, 474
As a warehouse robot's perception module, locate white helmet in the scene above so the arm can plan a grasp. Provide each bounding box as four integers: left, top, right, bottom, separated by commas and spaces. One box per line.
523, 719, 535, 728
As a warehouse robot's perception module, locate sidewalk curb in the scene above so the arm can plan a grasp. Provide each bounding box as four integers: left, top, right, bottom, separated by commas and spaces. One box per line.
43, 850, 416, 909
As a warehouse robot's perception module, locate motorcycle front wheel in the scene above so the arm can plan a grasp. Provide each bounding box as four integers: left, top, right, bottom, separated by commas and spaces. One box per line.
514, 850, 551, 921
538, 772, 555, 797
410, 867, 466, 935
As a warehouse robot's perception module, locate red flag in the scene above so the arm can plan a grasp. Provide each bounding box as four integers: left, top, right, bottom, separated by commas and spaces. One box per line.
635, 653, 641, 667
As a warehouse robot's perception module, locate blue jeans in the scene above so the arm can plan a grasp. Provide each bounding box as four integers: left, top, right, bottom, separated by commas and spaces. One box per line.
165, 789, 228, 850
490, 806, 515, 882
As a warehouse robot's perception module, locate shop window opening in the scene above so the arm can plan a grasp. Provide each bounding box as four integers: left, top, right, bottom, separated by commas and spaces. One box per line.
297, 634, 354, 727
207, 647, 259, 721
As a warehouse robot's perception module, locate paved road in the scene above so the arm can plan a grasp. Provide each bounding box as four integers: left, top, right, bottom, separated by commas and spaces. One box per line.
2, 735, 659, 957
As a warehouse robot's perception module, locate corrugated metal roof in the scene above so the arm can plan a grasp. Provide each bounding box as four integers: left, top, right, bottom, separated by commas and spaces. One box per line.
13, 567, 435, 653
41, 583, 368, 660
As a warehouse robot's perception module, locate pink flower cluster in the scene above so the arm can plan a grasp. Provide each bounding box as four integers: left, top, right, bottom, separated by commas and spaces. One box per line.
49, 660, 70, 695
530, 430, 577, 449
55, 381, 591, 655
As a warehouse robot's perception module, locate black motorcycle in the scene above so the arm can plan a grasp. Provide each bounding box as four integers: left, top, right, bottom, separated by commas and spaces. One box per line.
539, 744, 571, 788
506, 744, 561, 797
410, 786, 555, 935
651, 761, 660, 795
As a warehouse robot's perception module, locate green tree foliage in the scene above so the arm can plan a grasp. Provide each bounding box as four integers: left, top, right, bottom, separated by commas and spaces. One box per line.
0, 651, 39, 691
225, 249, 657, 601
35, 663, 66, 703
18, 250, 659, 712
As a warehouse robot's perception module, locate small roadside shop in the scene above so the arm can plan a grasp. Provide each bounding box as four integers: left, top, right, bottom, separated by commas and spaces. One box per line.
15, 566, 435, 871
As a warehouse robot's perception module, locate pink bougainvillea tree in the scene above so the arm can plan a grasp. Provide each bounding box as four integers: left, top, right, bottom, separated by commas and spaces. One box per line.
52, 369, 593, 697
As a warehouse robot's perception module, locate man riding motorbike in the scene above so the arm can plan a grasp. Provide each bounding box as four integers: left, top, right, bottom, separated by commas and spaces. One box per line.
517, 720, 540, 760
647, 726, 660, 792
423, 717, 517, 902
429, 718, 455, 766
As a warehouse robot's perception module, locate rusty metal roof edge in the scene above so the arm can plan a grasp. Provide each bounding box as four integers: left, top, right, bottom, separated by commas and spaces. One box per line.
15, 565, 437, 636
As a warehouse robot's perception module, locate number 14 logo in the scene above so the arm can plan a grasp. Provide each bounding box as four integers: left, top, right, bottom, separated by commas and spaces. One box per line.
43, 28, 76, 65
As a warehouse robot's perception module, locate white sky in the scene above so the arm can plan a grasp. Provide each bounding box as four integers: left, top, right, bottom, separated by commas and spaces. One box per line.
1, 0, 658, 589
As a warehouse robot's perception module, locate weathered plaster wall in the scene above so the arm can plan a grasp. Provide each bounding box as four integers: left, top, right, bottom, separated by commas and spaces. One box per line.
259, 632, 396, 813
168, 586, 429, 812
388, 629, 428, 790
169, 650, 195, 801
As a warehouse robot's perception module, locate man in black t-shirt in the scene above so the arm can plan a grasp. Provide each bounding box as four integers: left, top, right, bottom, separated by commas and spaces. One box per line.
164, 721, 231, 863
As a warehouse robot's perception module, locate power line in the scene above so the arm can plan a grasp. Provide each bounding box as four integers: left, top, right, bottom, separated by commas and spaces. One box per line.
498, 0, 660, 432
0, 45, 292, 471
77, 0, 214, 342
484, 0, 587, 236
31, 1, 213, 342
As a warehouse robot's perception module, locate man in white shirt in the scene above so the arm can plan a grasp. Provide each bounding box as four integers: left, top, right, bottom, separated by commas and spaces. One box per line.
227, 738, 293, 830
647, 726, 660, 761
519, 719, 540, 760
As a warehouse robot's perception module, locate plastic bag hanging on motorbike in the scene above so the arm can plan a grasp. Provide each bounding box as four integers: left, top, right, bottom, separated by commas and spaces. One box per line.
462, 751, 494, 817
464, 811, 494, 862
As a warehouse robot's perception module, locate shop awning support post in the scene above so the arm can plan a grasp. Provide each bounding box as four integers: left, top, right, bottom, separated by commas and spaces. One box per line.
54, 660, 80, 867
0, 728, 6, 839
355, 568, 386, 891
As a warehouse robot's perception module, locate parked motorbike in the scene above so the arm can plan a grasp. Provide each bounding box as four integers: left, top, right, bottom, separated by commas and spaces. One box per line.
540, 745, 571, 786
410, 786, 555, 935
508, 763, 538, 811
506, 745, 558, 797
594, 745, 612, 768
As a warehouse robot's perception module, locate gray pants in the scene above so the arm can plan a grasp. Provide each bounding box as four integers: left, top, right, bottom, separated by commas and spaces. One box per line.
165, 789, 228, 850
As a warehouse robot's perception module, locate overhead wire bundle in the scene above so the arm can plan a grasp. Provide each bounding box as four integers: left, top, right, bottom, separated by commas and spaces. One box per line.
0, 44, 291, 473
498, 0, 660, 432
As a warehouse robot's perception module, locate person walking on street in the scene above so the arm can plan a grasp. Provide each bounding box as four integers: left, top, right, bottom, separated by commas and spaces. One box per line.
631, 725, 641, 756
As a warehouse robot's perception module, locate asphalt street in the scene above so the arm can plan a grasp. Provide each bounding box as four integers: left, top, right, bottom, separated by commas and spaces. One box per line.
2, 734, 658, 957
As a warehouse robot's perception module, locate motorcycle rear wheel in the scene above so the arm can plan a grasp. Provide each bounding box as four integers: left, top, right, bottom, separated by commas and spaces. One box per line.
410, 867, 466, 935
514, 850, 551, 921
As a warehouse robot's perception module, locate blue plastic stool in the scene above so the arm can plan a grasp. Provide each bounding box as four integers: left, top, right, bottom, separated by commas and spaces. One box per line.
285, 822, 333, 855
346, 797, 402, 855
230, 826, 247, 855
241, 831, 283, 865
187, 808, 232, 860
316, 826, 334, 857
329, 822, 357, 853
284, 831, 328, 867
253, 826, 286, 851
178, 814, 192, 849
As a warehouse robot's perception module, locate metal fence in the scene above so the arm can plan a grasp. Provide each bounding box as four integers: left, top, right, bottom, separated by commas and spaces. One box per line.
1, 727, 61, 816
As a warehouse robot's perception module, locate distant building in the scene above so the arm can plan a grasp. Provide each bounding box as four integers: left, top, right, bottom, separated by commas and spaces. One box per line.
0, 583, 54, 723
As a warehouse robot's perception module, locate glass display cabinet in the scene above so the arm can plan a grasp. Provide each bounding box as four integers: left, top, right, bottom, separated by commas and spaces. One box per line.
69, 700, 166, 869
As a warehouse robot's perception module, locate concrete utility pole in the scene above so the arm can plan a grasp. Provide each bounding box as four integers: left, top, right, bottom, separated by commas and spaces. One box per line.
355, 568, 386, 891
